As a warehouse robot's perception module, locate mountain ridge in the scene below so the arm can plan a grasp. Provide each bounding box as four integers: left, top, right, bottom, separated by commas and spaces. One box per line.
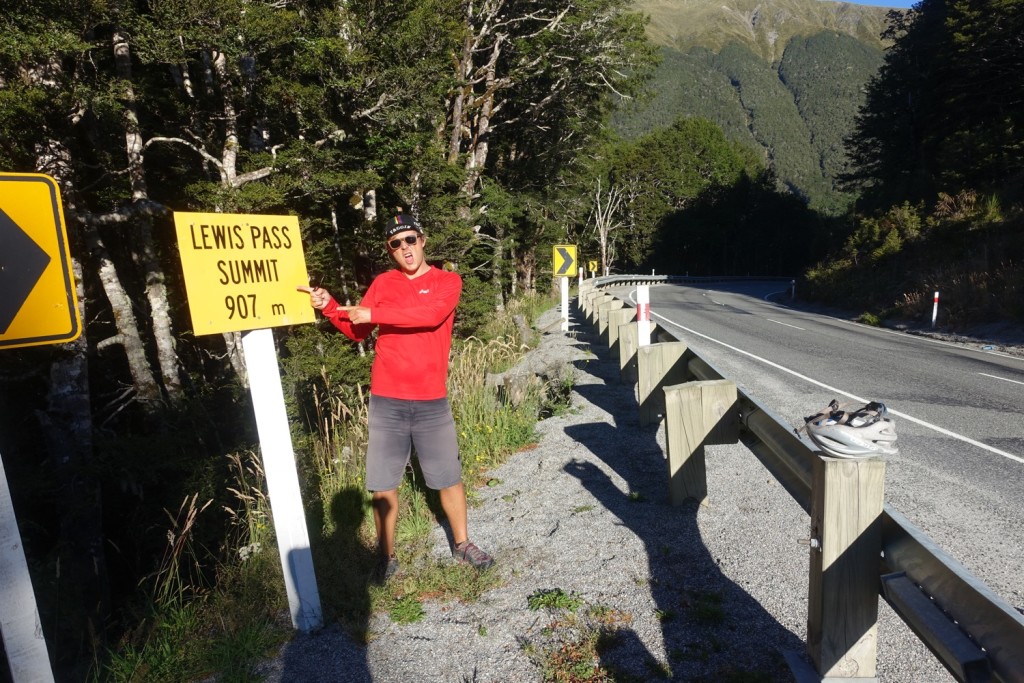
618, 0, 900, 213
636, 0, 894, 62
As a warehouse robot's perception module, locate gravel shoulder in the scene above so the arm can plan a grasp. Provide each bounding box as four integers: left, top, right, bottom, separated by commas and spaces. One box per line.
252, 305, 955, 682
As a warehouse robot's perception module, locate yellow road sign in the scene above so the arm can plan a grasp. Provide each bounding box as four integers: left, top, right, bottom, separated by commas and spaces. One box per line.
174, 212, 316, 335
0, 173, 81, 350
588, 260, 598, 273
553, 244, 577, 278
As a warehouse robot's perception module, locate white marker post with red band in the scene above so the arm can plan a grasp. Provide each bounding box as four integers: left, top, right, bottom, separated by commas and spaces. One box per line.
637, 285, 651, 347
932, 291, 939, 328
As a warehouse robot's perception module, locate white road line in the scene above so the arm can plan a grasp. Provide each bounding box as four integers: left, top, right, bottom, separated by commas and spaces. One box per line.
648, 308, 1024, 466
766, 318, 805, 330
978, 372, 1024, 387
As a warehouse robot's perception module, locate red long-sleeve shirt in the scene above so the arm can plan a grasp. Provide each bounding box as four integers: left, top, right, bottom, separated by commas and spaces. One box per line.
321, 266, 461, 400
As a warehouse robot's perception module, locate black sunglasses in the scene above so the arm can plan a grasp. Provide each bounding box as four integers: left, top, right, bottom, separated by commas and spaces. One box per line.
387, 234, 420, 249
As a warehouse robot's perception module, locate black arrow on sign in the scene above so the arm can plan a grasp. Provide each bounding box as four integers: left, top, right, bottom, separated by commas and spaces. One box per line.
0, 207, 51, 334
556, 247, 575, 275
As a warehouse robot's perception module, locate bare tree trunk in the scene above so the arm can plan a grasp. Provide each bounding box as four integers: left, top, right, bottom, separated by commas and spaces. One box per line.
492, 221, 505, 311
448, 33, 473, 165
509, 245, 519, 298
523, 248, 536, 293
212, 48, 249, 382
213, 51, 239, 187
463, 37, 501, 200
223, 331, 249, 386
114, 29, 182, 402
35, 137, 163, 408
362, 189, 377, 223
84, 223, 164, 406
331, 207, 366, 356
591, 178, 623, 277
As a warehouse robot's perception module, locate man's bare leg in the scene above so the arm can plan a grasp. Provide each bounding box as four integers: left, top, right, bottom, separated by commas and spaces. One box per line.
371, 489, 399, 557
438, 482, 468, 545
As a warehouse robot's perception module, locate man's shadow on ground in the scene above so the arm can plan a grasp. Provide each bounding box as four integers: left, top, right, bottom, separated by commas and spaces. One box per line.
563, 319, 805, 680
272, 469, 456, 682
272, 486, 375, 682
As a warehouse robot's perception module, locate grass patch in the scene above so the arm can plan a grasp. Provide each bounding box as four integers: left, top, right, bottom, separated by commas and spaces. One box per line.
98, 456, 289, 681
100, 602, 207, 682
389, 595, 426, 624
528, 588, 585, 613
857, 311, 882, 326
521, 594, 638, 683
204, 619, 282, 683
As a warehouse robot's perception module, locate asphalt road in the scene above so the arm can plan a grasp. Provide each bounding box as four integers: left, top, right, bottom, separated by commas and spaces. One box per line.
610, 280, 1024, 615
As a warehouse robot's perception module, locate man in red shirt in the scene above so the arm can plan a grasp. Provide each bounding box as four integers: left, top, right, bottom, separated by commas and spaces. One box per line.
298, 214, 493, 582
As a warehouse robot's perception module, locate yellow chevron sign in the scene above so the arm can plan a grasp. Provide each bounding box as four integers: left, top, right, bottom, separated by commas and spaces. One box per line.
553, 244, 577, 278
0, 173, 81, 350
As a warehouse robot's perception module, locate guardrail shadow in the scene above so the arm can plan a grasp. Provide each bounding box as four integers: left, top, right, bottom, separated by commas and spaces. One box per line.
563, 325, 805, 680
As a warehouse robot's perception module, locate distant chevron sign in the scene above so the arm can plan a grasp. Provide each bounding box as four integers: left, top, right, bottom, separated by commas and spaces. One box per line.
0, 174, 80, 350
553, 244, 577, 277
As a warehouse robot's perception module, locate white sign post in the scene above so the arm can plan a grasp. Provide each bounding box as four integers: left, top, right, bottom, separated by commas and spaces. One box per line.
561, 277, 570, 332
0, 453, 55, 683
637, 284, 651, 347
931, 291, 939, 328
173, 212, 322, 632
242, 329, 323, 631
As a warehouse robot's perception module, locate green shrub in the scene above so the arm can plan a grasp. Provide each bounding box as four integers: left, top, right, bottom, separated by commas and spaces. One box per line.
857, 312, 882, 326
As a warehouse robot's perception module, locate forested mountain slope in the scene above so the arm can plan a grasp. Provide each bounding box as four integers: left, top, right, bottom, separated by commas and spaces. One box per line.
638, 0, 891, 61
616, 0, 894, 214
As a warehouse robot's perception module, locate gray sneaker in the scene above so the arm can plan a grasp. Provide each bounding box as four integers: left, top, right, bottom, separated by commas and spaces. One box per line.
452, 541, 494, 570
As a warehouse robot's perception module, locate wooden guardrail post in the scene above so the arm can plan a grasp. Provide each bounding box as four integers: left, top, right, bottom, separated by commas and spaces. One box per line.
619, 321, 656, 384
618, 322, 638, 383
589, 293, 610, 325
583, 289, 601, 319
606, 307, 635, 361
583, 291, 598, 323
807, 456, 885, 681
663, 380, 738, 505
637, 341, 689, 426
578, 290, 590, 319
597, 298, 625, 343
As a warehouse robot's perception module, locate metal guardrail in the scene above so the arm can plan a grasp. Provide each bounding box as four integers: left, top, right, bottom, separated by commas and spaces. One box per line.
584, 279, 1024, 683
591, 274, 795, 288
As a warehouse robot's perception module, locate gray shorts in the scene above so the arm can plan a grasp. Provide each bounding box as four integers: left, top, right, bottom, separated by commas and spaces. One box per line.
365, 395, 462, 491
